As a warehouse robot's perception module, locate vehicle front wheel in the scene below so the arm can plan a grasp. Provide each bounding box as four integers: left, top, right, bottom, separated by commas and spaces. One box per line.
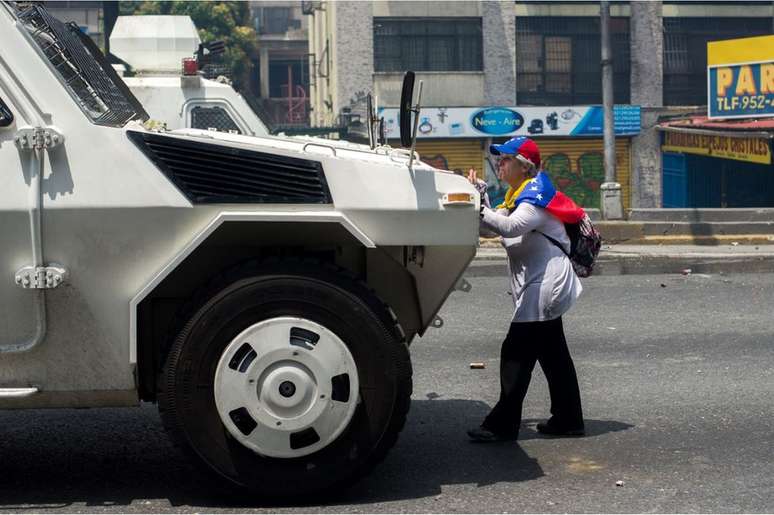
159, 260, 411, 498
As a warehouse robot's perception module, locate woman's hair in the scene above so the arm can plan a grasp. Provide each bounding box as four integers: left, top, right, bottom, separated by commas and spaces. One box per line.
515, 154, 538, 177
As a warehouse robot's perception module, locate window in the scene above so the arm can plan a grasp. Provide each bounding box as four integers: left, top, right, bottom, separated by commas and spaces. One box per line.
374, 18, 483, 72
269, 59, 308, 98
262, 7, 292, 34
18, 5, 147, 127
663, 18, 771, 106
516, 17, 630, 106
19, 6, 146, 126
190, 105, 242, 134
0, 96, 13, 127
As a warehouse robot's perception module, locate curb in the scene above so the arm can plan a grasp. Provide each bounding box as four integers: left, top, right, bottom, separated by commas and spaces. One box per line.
481, 234, 774, 247
471, 248, 774, 276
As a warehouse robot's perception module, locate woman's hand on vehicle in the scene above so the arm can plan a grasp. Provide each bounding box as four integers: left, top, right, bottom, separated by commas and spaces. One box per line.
468, 168, 488, 193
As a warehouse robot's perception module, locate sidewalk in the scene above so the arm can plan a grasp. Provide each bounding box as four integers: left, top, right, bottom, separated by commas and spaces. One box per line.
472, 244, 774, 275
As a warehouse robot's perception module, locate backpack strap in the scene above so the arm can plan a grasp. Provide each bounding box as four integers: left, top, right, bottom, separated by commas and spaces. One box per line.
533, 230, 570, 258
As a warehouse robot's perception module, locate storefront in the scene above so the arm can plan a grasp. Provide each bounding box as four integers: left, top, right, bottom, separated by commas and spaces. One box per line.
659, 118, 774, 207
662, 35, 774, 207
380, 105, 640, 210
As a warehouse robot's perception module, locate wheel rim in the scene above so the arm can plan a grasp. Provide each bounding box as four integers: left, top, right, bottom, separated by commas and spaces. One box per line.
214, 317, 360, 458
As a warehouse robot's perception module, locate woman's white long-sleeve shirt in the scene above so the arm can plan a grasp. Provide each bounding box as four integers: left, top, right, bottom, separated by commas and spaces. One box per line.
481, 202, 582, 323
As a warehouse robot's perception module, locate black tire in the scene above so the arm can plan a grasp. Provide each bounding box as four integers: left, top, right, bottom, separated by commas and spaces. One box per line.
158, 259, 412, 499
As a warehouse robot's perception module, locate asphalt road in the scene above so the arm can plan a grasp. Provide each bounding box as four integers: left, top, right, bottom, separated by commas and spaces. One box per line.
1, 271, 773, 513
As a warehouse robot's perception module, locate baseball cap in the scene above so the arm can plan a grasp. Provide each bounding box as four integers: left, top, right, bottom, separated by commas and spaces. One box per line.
489, 136, 541, 169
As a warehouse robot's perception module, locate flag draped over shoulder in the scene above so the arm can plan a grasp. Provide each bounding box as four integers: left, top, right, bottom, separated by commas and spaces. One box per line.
500, 171, 586, 224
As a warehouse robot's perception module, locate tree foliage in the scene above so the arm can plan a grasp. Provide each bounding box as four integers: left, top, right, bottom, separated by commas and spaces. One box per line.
118, 1, 258, 89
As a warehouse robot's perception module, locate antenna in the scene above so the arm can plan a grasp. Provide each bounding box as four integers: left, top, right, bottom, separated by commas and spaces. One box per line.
407, 80, 423, 169
378, 117, 386, 146
366, 94, 374, 149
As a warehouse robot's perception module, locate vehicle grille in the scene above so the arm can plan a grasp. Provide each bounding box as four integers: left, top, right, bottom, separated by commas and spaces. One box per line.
128, 131, 332, 204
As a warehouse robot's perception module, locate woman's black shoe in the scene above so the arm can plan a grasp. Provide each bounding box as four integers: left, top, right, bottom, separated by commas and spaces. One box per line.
467, 426, 518, 442
536, 420, 585, 436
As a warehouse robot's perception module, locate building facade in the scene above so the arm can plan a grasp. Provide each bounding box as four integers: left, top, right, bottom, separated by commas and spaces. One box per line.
249, 1, 310, 129
307, 0, 774, 210
39, 1, 105, 47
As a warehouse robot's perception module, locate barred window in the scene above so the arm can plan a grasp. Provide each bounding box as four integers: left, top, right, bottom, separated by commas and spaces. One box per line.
663, 18, 771, 106
516, 17, 630, 106
374, 18, 483, 72
190, 106, 242, 134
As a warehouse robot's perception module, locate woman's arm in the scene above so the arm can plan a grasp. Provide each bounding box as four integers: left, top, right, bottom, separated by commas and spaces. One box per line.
466, 168, 500, 238
481, 202, 542, 239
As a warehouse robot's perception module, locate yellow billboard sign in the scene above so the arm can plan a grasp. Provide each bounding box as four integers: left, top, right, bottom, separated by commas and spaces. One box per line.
663, 131, 771, 165
707, 35, 774, 119
707, 35, 774, 67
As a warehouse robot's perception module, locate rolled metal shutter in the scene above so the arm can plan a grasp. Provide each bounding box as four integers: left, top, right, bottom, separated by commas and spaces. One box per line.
415, 139, 485, 176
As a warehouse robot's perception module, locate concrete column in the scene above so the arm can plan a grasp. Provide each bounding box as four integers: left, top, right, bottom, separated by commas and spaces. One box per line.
630, 0, 664, 208
482, 1, 516, 106
332, 1, 373, 123
259, 46, 270, 99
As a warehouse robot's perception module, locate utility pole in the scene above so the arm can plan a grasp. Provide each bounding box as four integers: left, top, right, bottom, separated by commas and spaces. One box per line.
600, 0, 623, 219
630, 0, 663, 208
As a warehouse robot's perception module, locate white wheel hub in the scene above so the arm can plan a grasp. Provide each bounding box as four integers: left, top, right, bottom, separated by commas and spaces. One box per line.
214, 317, 360, 458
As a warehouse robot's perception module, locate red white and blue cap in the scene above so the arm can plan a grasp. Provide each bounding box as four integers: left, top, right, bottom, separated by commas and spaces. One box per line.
489, 136, 541, 169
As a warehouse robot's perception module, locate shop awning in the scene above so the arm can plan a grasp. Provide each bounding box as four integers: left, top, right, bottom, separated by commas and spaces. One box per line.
658, 115, 774, 139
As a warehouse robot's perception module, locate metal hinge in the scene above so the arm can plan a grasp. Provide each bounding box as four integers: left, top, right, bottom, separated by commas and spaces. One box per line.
15, 264, 67, 289
14, 126, 64, 150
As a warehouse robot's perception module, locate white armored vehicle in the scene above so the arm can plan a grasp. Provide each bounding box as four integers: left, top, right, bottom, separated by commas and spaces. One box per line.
110, 15, 270, 136
0, 3, 478, 497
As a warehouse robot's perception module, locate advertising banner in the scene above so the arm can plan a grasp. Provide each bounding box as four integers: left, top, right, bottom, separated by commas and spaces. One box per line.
376, 105, 641, 139
707, 35, 774, 119
662, 131, 772, 165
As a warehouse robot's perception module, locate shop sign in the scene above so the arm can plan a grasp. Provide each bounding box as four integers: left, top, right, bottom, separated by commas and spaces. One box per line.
662, 131, 772, 165
707, 35, 774, 119
471, 108, 524, 135
377, 105, 641, 139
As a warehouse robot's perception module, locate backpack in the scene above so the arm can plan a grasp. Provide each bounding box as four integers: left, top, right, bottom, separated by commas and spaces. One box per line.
538, 213, 602, 278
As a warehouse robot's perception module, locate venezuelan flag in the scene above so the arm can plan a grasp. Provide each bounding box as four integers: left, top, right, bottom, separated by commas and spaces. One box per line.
515, 171, 586, 224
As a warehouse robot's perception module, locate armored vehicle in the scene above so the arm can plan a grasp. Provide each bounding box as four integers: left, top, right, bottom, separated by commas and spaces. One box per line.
0, 3, 478, 497
109, 14, 271, 137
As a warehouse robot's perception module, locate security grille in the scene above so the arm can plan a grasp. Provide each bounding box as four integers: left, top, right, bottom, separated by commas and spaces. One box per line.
17, 5, 148, 127
663, 17, 771, 106
516, 16, 630, 106
190, 106, 242, 134
374, 18, 483, 72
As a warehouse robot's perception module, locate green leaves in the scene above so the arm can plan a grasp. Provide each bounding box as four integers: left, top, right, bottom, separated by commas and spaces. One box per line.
118, 1, 258, 88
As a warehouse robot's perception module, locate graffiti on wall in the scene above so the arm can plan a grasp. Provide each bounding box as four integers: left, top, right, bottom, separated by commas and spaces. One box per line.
482, 152, 605, 209
420, 150, 606, 210
543, 152, 605, 209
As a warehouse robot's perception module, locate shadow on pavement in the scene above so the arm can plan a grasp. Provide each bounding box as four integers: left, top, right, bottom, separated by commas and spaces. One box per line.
519, 417, 634, 440
0, 400, 632, 510
336, 400, 634, 505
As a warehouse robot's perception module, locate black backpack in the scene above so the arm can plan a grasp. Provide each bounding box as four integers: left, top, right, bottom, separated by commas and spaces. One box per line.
538, 213, 602, 278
